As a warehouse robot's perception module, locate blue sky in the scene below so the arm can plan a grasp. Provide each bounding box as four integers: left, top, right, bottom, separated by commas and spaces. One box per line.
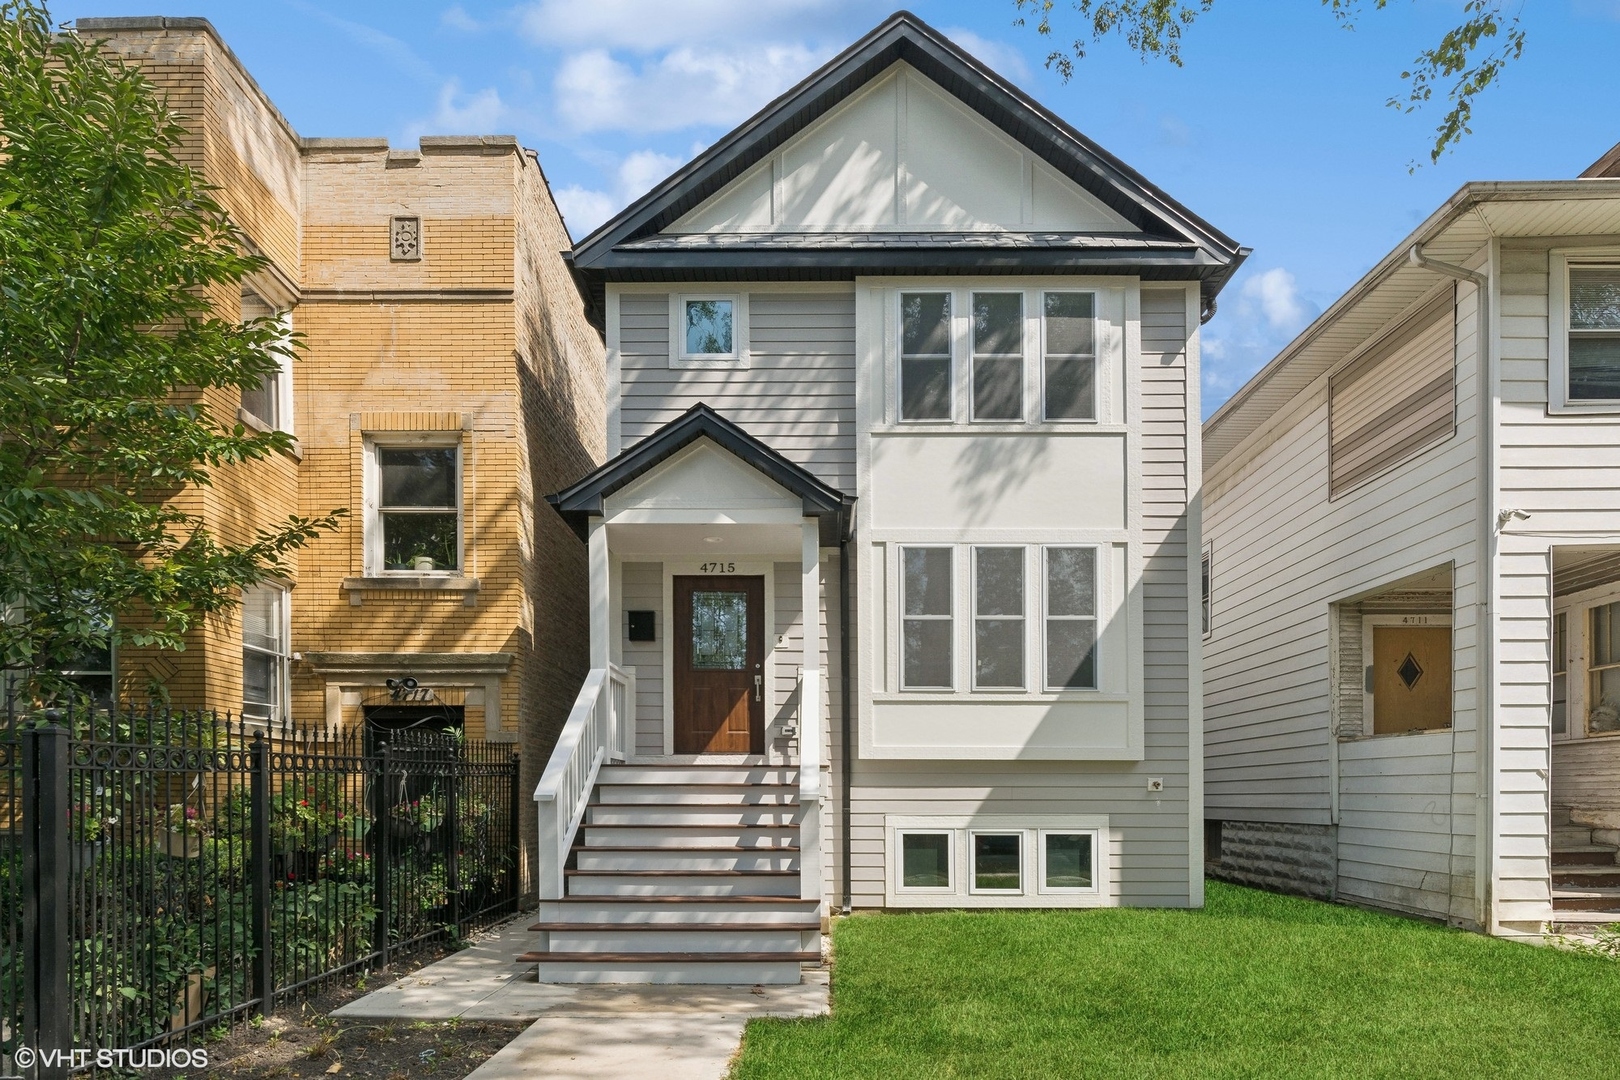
58, 1, 1619, 414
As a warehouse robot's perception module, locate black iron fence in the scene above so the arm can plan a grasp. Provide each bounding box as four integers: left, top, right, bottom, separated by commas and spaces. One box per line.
1, 702, 520, 1076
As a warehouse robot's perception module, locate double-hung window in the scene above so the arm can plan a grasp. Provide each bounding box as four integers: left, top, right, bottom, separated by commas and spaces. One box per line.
973, 547, 1025, 689
1568, 267, 1620, 402
242, 584, 288, 724
971, 293, 1023, 421
1591, 601, 1620, 734
240, 288, 291, 431
900, 293, 952, 420
1045, 547, 1098, 690
1042, 292, 1096, 420
901, 547, 953, 689
374, 443, 461, 574
1553, 610, 1568, 737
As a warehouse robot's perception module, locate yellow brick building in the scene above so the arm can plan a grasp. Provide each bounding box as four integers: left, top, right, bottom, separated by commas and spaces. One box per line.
79, 16, 606, 877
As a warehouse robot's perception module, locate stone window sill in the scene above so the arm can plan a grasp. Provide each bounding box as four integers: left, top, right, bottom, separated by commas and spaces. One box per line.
238, 407, 303, 460
342, 576, 480, 592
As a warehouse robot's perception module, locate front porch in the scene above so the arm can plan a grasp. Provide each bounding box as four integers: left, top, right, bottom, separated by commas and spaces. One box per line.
524, 405, 851, 983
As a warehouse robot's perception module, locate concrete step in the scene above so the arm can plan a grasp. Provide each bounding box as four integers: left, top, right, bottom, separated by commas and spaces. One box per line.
1553, 807, 1573, 827
1552, 826, 1595, 846
595, 784, 798, 806
598, 765, 798, 786
1553, 887, 1620, 912
522, 952, 816, 985
1552, 845, 1620, 866
586, 805, 800, 827
1552, 866, 1620, 888
534, 897, 822, 925
579, 823, 800, 848
539, 926, 818, 954
575, 848, 800, 873
566, 869, 801, 897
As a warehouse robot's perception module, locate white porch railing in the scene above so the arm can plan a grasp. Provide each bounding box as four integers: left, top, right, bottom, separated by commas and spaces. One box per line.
533, 662, 635, 900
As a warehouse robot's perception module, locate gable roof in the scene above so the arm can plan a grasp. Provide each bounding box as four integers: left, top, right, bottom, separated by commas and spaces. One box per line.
570, 11, 1245, 307
546, 403, 854, 543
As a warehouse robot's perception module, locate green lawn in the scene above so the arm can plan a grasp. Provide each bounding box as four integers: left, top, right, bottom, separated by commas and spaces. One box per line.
730, 882, 1620, 1080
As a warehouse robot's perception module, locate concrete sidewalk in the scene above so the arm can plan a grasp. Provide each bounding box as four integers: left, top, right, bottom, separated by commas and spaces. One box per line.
334, 916, 830, 1079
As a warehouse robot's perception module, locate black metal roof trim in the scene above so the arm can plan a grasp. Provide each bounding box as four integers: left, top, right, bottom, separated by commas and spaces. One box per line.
618, 231, 1197, 252
545, 403, 853, 542
571, 11, 1244, 291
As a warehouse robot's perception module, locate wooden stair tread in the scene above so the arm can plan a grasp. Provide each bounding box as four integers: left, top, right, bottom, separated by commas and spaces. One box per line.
517, 951, 820, 964
576, 845, 801, 853
549, 895, 819, 905
566, 868, 798, 877
582, 822, 798, 829
531, 921, 820, 932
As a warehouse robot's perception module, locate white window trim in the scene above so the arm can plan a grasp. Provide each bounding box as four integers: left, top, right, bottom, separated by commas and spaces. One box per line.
241, 583, 290, 728
897, 290, 955, 423
1039, 289, 1100, 424
893, 829, 956, 895
1549, 250, 1620, 414
1554, 580, 1620, 742
670, 293, 748, 368
885, 815, 1111, 908
239, 309, 296, 436
1043, 544, 1102, 692
899, 545, 954, 691
971, 545, 1027, 692
968, 291, 1027, 424
1201, 542, 1213, 641
1553, 609, 1570, 743
968, 829, 1025, 895
363, 433, 464, 577
1358, 613, 1453, 738
1037, 827, 1103, 896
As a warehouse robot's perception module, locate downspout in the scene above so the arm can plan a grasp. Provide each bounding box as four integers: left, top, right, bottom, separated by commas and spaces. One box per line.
1408, 243, 1495, 933
839, 519, 854, 915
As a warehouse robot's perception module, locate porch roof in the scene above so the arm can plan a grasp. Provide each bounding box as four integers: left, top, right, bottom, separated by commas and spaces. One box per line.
545, 403, 854, 545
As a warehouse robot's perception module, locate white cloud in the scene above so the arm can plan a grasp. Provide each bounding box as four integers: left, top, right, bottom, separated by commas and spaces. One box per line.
554, 43, 826, 133
516, 0, 880, 52
406, 80, 505, 140
942, 28, 1030, 82
1202, 267, 1319, 416
441, 5, 482, 32
553, 149, 686, 239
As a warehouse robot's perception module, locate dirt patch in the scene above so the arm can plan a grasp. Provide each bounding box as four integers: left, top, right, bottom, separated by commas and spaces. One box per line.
200, 949, 527, 1080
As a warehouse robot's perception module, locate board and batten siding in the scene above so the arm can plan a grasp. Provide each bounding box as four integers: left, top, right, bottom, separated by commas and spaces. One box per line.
846, 285, 1197, 908
1329, 290, 1456, 497
615, 290, 857, 493
621, 562, 665, 757
1204, 281, 1482, 924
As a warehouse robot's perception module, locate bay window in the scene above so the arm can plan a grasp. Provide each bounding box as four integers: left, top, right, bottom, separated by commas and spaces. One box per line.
971, 292, 1023, 421
901, 546, 953, 689
973, 547, 1025, 689
900, 292, 952, 420
1045, 547, 1098, 690
1042, 292, 1096, 420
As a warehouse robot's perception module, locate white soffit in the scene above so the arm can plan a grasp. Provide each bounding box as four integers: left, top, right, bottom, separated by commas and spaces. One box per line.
605, 439, 803, 516
667, 63, 1135, 235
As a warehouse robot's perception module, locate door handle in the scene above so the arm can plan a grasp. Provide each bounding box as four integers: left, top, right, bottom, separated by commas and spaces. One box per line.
754, 674, 763, 702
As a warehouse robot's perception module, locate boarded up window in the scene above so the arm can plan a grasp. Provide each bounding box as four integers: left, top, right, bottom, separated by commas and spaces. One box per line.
1329, 289, 1456, 497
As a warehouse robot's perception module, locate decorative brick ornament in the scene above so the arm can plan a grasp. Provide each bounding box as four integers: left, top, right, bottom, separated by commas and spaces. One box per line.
390, 215, 422, 261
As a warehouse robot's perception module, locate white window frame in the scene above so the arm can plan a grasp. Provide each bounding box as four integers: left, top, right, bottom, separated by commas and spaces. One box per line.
1549, 251, 1620, 414
885, 815, 1111, 908
893, 829, 956, 895
1553, 580, 1620, 743
1043, 544, 1101, 692
363, 433, 464, 577
1553, 609, 1570, 742
1201, 543, 1213, 640
1039, 289, 1099, 423
897, 290, 956, 423
239, 302, 295, 436
968, 829, 1025, 895
240, 583, 290, 727
670, 293, 748, 368
971, 545, 1027, 691
899, 545, 954, 691
968, 291, 1027, 423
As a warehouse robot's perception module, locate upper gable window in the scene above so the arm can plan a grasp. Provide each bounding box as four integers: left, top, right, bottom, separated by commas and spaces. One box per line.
671, 294, 746, 368
1569, 267, 1620, 402
900, 292, 952, 421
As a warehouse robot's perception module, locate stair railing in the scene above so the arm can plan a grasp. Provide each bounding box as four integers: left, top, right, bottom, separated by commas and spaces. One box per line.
534, 662, 635, 900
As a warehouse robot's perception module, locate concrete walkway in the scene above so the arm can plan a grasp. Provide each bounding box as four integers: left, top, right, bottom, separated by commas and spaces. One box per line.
334, 916, 830, 1079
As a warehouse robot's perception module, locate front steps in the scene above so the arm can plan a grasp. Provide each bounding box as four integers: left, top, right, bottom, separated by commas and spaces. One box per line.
1550, 809, 1620, 930
520, 763, 822, 984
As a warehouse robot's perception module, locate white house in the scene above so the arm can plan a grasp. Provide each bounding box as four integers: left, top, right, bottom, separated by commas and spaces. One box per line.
1203, 146, 1620, 937
526, 11, 1245, 983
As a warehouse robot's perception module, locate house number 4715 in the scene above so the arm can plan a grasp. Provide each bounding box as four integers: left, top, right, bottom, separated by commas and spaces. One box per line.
701, 562, 736, 573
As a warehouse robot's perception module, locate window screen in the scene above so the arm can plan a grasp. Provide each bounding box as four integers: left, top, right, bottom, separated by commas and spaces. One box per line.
972, 293, 1023, 421
902, 547, 953, 689
974, 547, 1024, 689
1046, 547, 1098, 690
1569, 268, 1620, 401
901, 293, 952, 420
1043, 292, 1096, 420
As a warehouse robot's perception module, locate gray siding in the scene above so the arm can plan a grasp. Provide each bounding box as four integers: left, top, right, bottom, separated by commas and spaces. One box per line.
618, 291, 857, 492
622, 562, 664, 756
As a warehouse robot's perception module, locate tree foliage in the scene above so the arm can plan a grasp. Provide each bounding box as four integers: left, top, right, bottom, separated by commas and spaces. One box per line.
1013, 0, 1527, 165
0, 0, 341, 701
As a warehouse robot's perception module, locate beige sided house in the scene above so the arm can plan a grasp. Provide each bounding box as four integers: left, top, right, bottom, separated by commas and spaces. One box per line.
72, 18, 604, 886
524, 12, 1245, 984
1203, 146, 1620, 937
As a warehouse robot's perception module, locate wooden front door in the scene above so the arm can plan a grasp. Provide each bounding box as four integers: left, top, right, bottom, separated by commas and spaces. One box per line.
1371, 625, 1452, 735
673, 575, 765, 754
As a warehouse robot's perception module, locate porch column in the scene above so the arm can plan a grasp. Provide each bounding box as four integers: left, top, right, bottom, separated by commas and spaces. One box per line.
588, 518, 609, 670
800, 519, 824, 903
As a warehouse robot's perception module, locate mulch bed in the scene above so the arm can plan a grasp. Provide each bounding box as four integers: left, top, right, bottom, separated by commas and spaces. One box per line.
197, 947, 528, 1080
